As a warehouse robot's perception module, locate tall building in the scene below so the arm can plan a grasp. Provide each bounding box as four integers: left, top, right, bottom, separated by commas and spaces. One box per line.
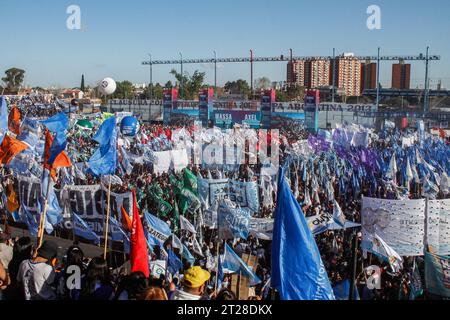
360, 62, 377, 91
392, 62, 411, 89
304, 59, 330, 88
287, 59, 329, 88
287, 60, 305, 85
330, 53, 362, 97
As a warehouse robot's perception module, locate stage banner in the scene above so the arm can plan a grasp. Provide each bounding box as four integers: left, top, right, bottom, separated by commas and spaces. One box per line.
361, 196, 426, 256
425, 251, 450, 298
426, 199, 450, 255
198, 178, 259, 213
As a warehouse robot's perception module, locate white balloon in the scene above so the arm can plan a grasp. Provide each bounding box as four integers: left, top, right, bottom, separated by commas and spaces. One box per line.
98, 77, 117, 95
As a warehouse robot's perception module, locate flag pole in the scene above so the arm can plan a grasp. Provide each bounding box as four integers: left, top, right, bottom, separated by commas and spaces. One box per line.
214, 240, 220, 293
103, 175, 112, 260
37, 171, 52, 248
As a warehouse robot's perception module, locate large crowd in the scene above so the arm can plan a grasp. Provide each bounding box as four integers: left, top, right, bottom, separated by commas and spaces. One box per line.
0, 94, 449, 300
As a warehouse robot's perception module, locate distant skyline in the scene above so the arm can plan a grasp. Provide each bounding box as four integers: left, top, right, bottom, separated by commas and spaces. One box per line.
1, 0, 449, 89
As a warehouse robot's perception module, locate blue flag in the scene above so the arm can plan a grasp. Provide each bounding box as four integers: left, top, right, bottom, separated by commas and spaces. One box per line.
20, 206, 39, 237
48, 131, 68, 166
0, 97, 8, 144
181, 244, 195, 266
271, 166, 335, 300
87, 116, 117, 176
144, 211, 172, 248
40, 112, 69, 134
222, 243, 261, 286
218, 202, 250, 240
109, 215, 130, 253
17, 117, 40, 151
332, 279, 360, 300
40, 170, 63, 234
168, 249, 183, 275
73, 212, 100, 245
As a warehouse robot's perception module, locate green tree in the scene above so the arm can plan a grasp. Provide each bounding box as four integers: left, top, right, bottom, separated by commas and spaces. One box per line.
255, 77, 271, 90
165, 80, 173, 89
170, 69, 205, 99
286, 84, 305, 101
144, 82, 164, 99
224, 79, 251, 97
80, 74, 85, 92
2, 68, 25, 93
112, 81, 134, 99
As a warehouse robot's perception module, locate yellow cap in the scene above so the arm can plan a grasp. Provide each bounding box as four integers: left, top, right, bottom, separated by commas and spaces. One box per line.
182, 266, 211, 288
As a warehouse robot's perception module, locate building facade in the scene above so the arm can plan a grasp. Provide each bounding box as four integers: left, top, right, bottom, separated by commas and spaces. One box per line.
360, 62, 377, 91
331, 54, 362, 97
392, 62, 411, 89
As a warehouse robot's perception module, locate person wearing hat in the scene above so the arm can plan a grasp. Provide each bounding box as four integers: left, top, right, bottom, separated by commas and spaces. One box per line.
170, 266, 210, 300
16, 240, 58, 300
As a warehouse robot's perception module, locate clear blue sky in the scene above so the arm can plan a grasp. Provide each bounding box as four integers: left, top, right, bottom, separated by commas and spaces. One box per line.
1, 0, 449, 89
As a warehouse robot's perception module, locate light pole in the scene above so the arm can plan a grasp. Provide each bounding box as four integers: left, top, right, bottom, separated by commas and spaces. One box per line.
179, 52, 183, 99
376, 47, 381, 109
213, 50, 217, 94
148, 53, 153, 102
250, 49, 253, 100
424, 46, 430, 113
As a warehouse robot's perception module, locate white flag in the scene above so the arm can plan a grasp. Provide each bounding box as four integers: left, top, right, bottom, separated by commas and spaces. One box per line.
372, 234, 403, 274
180, 215, 197, 234
332, 200, 346, 228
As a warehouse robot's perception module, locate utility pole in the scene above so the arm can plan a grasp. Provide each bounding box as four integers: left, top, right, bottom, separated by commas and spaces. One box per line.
376, 47, 381, 110
250, 49, 253, 100
179, 52, 183, 99
424, 46, 430, 113
214, 50, 217, 95
148, 53, 153, 101
331, 48, 336, 104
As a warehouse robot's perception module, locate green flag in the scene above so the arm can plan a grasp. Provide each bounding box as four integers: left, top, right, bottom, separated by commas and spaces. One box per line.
183, 168, 198, 195
179, 187, 201, 215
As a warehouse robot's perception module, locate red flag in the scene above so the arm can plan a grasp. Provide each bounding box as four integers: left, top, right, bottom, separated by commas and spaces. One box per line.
0, 135, 28, 165
130, 188, 149, 277
8, 105, 21, 135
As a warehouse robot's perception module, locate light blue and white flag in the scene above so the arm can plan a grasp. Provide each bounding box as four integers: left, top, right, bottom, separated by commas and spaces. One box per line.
222, 243, 261, 286
73, 212, 100, 245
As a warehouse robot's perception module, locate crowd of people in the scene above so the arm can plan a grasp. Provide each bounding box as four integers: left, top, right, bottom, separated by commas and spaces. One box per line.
0, 94, 448, 300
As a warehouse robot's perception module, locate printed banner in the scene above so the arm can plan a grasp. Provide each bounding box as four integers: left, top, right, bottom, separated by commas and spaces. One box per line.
426, 199, 450, 255
218, 202, 251, 240
361, 197, 426, 256
198, 178, 259, 213
17, 175, 133, 238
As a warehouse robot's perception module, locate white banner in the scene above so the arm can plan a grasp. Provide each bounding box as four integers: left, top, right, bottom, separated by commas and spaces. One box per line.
198, 178, 259, 213
426, 199, 450, 255
17, 175, 133, 238
153, 149, 189, 174
361, 196, 426, 256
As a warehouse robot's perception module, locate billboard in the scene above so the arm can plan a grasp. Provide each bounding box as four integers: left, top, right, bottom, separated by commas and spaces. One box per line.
260, 89, 275, 129
213, 110, 261, 128
199, 88, 214, 126
162, 88, 177, 125
304, 90, 319, 132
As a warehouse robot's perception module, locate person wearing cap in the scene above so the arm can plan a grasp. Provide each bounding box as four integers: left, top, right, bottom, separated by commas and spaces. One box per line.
16, 240, 58, 300
170, 266, 210, 300
0, 232, 13, 271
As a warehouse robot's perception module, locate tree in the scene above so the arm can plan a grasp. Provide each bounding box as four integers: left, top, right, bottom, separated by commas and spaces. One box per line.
2, 68, 25, 93
144, 82, 163, 99
255, 77, 271, 90
224, 79, 251, 97
112, 81, 134, 99
170, 69, 205, 99
165, 81, 173, 89
80, 74, 85, 92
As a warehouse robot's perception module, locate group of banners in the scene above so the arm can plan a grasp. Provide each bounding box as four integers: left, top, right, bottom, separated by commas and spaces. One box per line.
361, 196, 450, 256
17, 174, 133, 238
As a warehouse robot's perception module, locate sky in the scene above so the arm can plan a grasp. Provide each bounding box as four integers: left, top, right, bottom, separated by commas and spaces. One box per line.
1, 0, 449, 89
